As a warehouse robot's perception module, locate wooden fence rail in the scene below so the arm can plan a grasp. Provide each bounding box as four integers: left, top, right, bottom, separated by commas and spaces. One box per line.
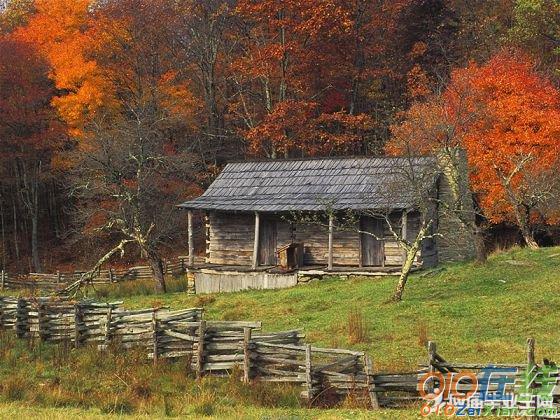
0, 296, 416, 409
423, 339, 560, 415
3, 296, 556, 412
0, 257, 191, 292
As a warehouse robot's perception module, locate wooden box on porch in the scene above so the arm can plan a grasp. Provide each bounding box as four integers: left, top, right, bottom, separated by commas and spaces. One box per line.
277, 243, 304, 270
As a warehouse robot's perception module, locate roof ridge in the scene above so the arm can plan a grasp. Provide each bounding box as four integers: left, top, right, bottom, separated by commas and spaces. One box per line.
225, 155, 435, 165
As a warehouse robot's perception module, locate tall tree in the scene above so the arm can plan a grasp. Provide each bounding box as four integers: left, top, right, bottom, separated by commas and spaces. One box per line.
389, 51, 560, 249
0, 36, 64, 271
231, 0, 377, 158
67, 0, 201, 293
174, 0, 235, 167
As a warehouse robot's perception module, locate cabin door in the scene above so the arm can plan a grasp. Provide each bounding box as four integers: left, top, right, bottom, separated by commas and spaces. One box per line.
258, 216, 277, 266
360, 216, 384, 266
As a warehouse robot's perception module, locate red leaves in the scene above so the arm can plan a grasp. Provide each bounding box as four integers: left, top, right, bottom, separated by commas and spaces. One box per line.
0, 36, 63, 162
245, 100, 374, 157
389, 50, 560, 224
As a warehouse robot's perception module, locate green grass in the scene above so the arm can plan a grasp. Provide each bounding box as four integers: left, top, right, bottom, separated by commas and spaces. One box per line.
1, 246, 559, 418
0, 403, 424, 419
90, 246, 560, 371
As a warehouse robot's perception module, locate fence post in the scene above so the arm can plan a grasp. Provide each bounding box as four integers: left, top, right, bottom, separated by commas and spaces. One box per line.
526, 338, 537, 418
187, 271, 196, 295
526, 338, 535, 366
427, 341, 436, 395
104, 306, 113, 348
16, 298, 27, 338
74, 303, 83, 348
1, 270, 5, 290
57, 271, 61, 284
152, 309, 159, 365
38, 302, 48, 341
243, 327, 252, 383
196, 320, 206, 378
109, 268, 114, 283
364, 355, 380, 409
305, 344, 313, 404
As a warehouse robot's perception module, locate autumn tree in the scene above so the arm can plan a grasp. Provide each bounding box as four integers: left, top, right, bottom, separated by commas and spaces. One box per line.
0, 36, 65, 271
389, 51, 560, 250
508, 0, 560, 79
17, 0, 113, 135
64, 0, 205, 293
173, 0, 235, 166
231, 0, 379, 158
19, 0, 204, 292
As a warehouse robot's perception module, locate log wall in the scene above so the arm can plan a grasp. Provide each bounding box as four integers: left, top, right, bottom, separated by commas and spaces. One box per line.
207, 211, 434, 268
208, 212, 255, 265
195, 271, 298, 293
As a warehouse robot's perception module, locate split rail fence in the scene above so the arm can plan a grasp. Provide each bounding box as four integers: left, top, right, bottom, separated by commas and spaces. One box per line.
0, 257, 191, 292
0, 296, 421, 409
422, 339, 560, 415
3, 296, 554, 412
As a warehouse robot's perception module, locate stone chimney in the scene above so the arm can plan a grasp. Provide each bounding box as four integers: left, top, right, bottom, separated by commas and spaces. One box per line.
435, 147, 477, 262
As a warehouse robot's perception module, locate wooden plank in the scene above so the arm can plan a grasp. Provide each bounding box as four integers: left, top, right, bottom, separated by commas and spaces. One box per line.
252, 212, 260, 269
328, 214, 334, 271
243, 327, 252, 383
365, 356, 380, 409
188, 210, 194, 267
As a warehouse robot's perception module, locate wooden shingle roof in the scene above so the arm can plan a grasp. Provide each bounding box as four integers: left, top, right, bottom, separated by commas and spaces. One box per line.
179, 156, 438, 212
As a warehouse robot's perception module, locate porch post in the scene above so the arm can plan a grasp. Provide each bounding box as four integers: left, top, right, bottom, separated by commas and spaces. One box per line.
187, 210, 194, 267
328, 213, 334, 271
401, 209, 408, 263
252, 211, 260, 269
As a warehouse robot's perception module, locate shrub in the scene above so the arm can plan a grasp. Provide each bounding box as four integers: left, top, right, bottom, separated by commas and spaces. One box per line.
347, 308, 369, 344
1, 375, 29, 401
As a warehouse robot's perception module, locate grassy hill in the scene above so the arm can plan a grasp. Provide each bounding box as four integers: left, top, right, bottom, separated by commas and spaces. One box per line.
1, 246, 559, 418
120, 246, 560, 371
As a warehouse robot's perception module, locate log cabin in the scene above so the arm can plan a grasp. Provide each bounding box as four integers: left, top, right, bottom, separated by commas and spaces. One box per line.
179, 156, 475, 281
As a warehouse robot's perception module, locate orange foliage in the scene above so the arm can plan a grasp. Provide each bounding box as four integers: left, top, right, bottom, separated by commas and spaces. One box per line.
245, 100, 374, 156
389, 51, 560, 224
16, 0, 115, 134
232, 0, 392, 157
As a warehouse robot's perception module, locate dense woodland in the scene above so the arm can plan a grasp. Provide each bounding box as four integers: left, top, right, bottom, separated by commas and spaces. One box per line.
0, 0, 560, 275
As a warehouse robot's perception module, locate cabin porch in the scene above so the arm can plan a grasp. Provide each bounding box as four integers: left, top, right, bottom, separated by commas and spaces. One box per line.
184, 209, 436, 273
187, 262, 415, 276
185, 262, 421, 294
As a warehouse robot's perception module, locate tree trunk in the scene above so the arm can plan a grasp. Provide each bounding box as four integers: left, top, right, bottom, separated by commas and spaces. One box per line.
516, 206, 539, 249
0, 195, 5, 268
31, 211, 41, 272
147, 250, 166, 293
521, 226, 539, 249
473, 227, 487, 264
12, 194, 19, 261
393, 244, 419, 302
